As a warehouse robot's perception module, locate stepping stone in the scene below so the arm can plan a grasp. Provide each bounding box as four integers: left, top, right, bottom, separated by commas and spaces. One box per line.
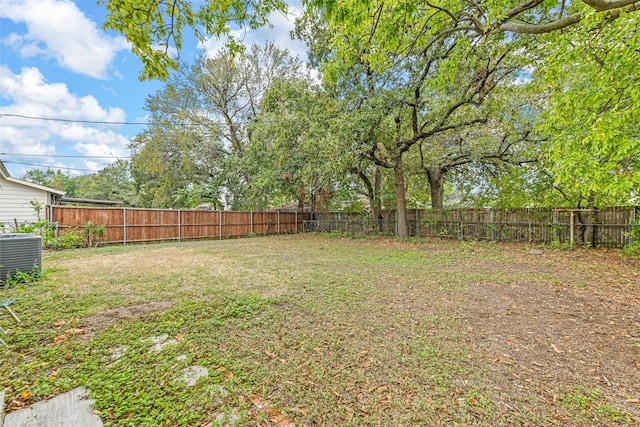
149, 334, 178, 352
180, 366, 208, 387
214, 408, 240, 426
110, 346, 128, 362
4, 387, 102, 427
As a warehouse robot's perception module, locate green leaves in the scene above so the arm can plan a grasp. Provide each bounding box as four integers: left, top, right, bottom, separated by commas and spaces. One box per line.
536, 13, 640, 205
101, 0, 287, 80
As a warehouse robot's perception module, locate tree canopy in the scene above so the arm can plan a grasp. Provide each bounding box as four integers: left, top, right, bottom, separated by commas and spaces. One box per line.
102, 0, 639, 79
74, 0, 640, 229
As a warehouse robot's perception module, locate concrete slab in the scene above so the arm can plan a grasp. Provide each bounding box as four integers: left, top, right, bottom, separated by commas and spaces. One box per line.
4, 387, 102, 427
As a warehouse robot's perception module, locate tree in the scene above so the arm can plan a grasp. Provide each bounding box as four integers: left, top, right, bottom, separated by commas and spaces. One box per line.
536, 11, 639, 206
73, 160, 140, 206
22, 168, 76, 194
298, 3, 540, 235
246, 78, 319, 210
130, 43, 308, 209
312, 0, 638, 217
130, 82, 224, 207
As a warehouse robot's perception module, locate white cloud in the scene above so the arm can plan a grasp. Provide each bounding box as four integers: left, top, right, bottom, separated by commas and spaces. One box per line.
0, 66, 131, 175
0, 66, 126, 121
0, 0, 128, 79
200, 7, 309, 61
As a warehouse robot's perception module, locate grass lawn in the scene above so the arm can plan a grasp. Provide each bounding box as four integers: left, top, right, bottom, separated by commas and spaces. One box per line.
1, 234, 639, 426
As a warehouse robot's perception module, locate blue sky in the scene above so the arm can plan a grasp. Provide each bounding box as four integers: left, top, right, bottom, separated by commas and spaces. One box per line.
0, 0, 308, 178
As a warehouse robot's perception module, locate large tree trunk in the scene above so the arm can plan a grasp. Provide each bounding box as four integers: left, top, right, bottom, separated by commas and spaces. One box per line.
427, 167, 446, 209
355, 167, 383, 232
296, 184, 305, 211
394, 156, 409, 238
578, 193, 596, 247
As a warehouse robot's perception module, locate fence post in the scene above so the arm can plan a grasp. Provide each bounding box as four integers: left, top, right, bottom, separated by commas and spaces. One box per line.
569, 211, 575, 246
295, 211, 298, 233
415, 210, 420, 237
528, 209, 532, 243
277, 211, 281, 234
457, 209, 463, 240
630, 206, 637, 245
490, 209, 496, 241
219, 210, 222, 240
123, 207, 127, 245
395, 211, 398, 237
178, 210, 181, 242
553, 211, 559, 243
250, 211, 253, 235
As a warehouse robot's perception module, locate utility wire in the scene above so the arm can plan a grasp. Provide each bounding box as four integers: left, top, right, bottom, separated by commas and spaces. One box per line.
2, 161, 101, 173
0, 113, 150, 126
0, 153, 131, 159
0, 113, 230, 126
0, 112, 331, 126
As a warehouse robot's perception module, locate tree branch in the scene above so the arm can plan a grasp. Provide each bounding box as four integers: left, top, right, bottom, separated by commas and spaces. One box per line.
493, 13, 584, 34
464, 0, 639, 35
582, 0, 640, 11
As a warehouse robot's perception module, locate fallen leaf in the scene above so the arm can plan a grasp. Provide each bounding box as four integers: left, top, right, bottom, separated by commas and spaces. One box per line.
21, 390, 30, 399
53, 334, 67, 344
269, 413, 294, 427
54, 320, 66, 327
252, 395, 267, 409
66, 328, 85, 335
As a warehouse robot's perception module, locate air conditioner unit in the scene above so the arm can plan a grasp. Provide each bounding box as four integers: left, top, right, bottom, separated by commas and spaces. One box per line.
0, 234, 42, 284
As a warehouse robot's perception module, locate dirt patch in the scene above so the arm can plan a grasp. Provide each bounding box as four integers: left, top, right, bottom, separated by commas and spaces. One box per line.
84, 301, 174, 336
462, 280, 640, 419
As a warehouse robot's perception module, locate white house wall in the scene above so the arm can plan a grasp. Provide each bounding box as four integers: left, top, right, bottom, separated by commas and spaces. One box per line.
0, 175, 50, 231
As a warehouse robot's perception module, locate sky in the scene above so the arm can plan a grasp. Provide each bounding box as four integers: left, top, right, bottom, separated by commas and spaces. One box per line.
0, 0, 309, 178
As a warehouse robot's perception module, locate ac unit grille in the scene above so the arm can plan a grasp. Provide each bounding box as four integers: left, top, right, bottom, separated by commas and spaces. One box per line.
0, 234, 42, 283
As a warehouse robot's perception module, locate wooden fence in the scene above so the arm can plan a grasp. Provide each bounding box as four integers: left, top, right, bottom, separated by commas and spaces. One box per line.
309, 207, 639, 248
45, 206, 638, 247
48, 206, 311, 245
